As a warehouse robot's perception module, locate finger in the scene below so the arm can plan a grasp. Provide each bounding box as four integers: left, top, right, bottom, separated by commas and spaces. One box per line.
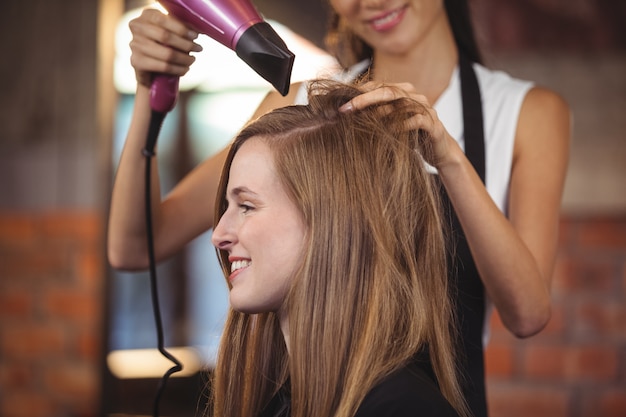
130, 40, 196, 76
367, 83, 431, 106
131, 10, 202, 54
130, 54, 195, 78
358, 81, 420, 96
340, 81, 433, 112
405, 113, 435, 132
130, 21, 202, 55
141, 8, 198, 41
131, 33, 198, 66
339, 87, 401, 112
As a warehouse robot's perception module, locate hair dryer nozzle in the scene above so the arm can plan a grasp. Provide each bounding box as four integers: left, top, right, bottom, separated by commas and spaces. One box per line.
235, 22, 295, 96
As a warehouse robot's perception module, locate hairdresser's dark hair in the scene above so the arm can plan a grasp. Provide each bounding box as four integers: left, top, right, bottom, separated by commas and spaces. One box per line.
325, 0, 482, 68
444, 0, 482, 63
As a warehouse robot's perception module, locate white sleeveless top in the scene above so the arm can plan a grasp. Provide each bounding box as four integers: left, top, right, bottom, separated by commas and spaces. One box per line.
435, 63, 533, 215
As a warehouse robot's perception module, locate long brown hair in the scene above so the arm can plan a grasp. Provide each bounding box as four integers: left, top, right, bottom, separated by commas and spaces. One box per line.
210, 79, 467, 417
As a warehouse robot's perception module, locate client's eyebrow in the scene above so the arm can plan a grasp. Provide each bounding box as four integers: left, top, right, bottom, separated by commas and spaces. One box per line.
230, 186, 258, 198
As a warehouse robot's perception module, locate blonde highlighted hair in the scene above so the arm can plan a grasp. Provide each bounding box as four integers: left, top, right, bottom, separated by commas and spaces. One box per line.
210, 80, 467, 417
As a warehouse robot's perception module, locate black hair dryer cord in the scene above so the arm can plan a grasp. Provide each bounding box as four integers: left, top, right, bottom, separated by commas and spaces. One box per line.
143, 109, 183, 417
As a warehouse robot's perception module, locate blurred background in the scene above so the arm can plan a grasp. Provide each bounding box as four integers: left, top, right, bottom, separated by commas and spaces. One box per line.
0, 0, 624, 416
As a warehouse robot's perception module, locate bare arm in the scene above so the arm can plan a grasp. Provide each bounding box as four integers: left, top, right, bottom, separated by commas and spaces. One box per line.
107, 8, 302, 270
342, 83, 571, 338
437, 87, 570, 337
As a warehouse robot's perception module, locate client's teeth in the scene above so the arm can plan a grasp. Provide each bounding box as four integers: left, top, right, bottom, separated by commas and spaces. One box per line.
231, 260, 250, 273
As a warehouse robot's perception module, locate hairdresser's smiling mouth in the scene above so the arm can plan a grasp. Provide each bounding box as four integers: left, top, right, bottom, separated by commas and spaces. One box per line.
368, 5, 408, 32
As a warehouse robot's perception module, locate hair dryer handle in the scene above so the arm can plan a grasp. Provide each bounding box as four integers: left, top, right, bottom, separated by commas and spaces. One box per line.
150, 75, 180, 113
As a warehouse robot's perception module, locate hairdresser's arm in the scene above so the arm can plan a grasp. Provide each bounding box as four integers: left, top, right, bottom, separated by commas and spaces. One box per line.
436, 87, 570, 337
342, 84, 571, 338
107, 9, 301, 271
107, 9, 209, 270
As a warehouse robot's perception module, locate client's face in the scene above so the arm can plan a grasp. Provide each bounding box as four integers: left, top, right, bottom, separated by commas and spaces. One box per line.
212, 137, 306, 315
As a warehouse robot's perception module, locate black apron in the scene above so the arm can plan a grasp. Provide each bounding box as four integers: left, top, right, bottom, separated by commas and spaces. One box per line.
442, 53, 489, 417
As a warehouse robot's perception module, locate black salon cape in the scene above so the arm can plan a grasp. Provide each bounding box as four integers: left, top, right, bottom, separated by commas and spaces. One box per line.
354, 361, 460, 417
258, 360, 459, 417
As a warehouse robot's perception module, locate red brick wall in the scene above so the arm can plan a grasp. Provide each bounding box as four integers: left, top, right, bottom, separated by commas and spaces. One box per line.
0, 213, 624, 416
0, 212, 104, 417
486, 216, 626, 417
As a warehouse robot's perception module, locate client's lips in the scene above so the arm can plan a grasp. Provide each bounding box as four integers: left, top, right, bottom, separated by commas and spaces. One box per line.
229, 258, 251, 281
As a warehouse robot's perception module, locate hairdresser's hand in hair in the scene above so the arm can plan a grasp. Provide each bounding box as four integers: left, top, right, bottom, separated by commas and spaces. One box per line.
128, 8, 203, 88
339, 81, 461, 169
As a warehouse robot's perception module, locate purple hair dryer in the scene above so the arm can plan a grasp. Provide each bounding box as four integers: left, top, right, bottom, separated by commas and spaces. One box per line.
150, 0, 295, 113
